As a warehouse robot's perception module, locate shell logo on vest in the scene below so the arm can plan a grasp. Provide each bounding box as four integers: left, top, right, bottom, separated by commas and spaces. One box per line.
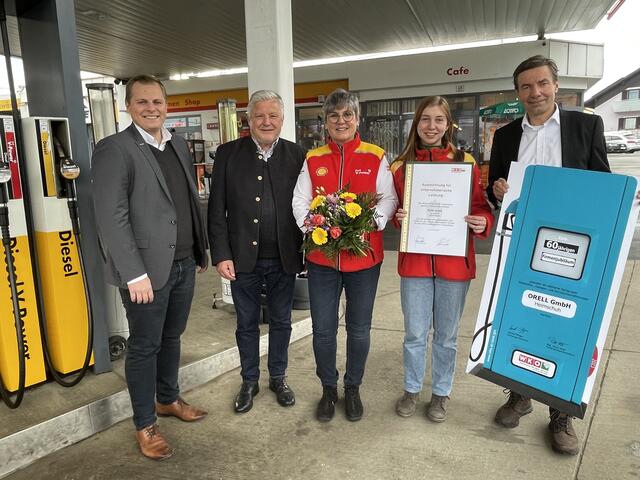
316, 167, 328, 176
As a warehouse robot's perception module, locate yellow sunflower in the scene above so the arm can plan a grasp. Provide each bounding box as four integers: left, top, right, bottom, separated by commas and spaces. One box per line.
310, 195, 326, 210
345, 202, 362, 218
311, 227, 328, 245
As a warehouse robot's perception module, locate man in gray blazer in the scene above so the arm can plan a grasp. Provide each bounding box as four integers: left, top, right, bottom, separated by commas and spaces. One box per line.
92, 75, 208, 460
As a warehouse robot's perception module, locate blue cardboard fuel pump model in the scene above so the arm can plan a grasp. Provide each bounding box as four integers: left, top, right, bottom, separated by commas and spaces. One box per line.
475, 165, 637, 418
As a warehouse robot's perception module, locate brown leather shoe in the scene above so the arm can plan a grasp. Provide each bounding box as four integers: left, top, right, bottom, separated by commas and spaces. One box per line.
549, 409, 580, 455
426, 394, 448, 423
135, 424, 173, 460
494, 390, 533, 428
156, 397, 208, 422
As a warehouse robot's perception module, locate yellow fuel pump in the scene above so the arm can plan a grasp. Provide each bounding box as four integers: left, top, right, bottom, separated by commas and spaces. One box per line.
21, 117, 93, 384
0, 116, 47, 408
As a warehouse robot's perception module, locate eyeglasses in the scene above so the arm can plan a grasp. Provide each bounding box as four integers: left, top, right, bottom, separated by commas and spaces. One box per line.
326, 111, 356, 124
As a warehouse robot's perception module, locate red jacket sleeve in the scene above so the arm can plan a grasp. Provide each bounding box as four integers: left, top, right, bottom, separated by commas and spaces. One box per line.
470, 163, 494, 240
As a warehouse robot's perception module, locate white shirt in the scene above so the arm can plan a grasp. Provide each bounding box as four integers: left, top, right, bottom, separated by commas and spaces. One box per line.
253, 137, 279, 162
292, 154, 399, 232
133, 123, 172, 151
517, 104, 562, 167
127, 123, 173, 285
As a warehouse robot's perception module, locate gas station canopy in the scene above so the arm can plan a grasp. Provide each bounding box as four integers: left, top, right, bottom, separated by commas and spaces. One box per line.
5, 0, 617, 80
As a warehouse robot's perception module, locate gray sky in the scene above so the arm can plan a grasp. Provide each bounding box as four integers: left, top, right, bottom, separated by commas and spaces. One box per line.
550, 0, 640, 100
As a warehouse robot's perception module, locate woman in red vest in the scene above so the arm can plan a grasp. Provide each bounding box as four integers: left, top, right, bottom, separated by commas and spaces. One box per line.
390, 96, 494, 422
293, 89, 398, 422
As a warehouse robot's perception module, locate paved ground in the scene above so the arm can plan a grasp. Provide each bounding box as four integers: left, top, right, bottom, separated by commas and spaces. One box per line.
5, 253, 639, 480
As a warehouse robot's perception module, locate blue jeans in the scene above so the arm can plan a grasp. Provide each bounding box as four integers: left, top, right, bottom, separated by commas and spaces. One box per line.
307, 262, 381, 387
400, 276, 469, 396
230, 258, 296, 382
120, 256, 196, 430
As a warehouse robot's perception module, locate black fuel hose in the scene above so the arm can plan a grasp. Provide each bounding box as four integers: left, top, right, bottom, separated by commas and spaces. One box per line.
469, 206, 516, 362
0, 181, 26, 408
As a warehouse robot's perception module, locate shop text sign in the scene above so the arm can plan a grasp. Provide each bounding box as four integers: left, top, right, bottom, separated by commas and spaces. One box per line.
447, 66, 470, 76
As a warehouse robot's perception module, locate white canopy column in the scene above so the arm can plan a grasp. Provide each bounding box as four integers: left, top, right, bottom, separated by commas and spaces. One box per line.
244, 0, 296, 141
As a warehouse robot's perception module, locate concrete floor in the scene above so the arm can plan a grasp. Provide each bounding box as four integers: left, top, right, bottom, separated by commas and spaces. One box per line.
4, 253, 639, 480
0, 269, 310, 440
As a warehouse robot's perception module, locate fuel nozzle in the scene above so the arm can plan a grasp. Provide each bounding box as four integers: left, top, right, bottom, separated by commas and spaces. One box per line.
0, 154, 11, 241
52, 136, 80, 234
0, 154, 10, 185
60, 157, 80, 180
53, 136, 80, 180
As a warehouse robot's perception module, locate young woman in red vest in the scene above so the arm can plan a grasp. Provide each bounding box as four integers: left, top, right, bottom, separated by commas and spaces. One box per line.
292, 89, 398, 422
390, 96, 494, 422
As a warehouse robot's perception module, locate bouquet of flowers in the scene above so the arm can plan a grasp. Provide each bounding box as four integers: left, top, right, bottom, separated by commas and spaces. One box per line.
302, 185, 380, 261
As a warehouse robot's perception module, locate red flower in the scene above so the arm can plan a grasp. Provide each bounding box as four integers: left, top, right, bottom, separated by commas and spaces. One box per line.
311, 214, 326, 226
329, 226, 342, 239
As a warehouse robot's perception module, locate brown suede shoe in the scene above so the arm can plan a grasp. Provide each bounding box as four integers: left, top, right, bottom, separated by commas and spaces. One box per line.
494, 390, 533, 428
396, 391, 419, 418
549, 410, 580, 455
426, 394, 448, 423
156, 397, 208, 422
135, 424, 173, 460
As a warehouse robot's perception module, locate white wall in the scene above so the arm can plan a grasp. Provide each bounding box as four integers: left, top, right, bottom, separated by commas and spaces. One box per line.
596, 93, 623, 132
164, 40, 604, 101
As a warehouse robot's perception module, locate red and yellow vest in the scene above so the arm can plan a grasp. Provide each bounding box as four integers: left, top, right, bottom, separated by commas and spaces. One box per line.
306, 133, 385, 272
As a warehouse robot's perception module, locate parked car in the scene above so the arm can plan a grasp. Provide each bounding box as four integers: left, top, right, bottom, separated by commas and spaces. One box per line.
621, 132, 640, 152
605, 133, 630, 153
605, 135, 628, 153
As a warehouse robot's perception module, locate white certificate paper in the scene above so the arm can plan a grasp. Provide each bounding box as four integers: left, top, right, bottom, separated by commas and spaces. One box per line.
400, 162, 473, 256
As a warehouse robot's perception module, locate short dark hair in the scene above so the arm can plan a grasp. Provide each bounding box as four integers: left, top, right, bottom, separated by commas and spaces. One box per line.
322, 88, 360, 120
513, 55, 559, 89
125, 74, 167, 104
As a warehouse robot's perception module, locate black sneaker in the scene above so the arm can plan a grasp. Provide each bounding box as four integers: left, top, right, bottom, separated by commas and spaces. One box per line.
344, 385, 363, 421
316, 386, 338, 422
269, 377, 295, 407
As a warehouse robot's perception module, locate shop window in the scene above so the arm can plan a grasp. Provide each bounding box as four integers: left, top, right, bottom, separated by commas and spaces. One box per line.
479, 92, 518, 110
365, 100, 401, 117
365, 117, 402, 161
164, 114, 202, 139
296, 106, 325, 152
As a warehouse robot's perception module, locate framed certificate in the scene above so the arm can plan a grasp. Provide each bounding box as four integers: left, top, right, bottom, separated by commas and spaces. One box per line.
400, 161, 473, 256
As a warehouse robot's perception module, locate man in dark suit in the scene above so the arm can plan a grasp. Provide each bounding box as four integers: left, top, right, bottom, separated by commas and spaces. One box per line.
92, 75, 208, 460
208, 90, 305, 414
487, 55, 609, 456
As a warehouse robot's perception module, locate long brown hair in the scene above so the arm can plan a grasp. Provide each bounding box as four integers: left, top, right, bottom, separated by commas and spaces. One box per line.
395, 96, 458, 165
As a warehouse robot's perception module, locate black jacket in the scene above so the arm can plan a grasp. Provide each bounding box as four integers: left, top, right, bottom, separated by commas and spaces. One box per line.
208, 136, 305, 274
487, 109, 610, 205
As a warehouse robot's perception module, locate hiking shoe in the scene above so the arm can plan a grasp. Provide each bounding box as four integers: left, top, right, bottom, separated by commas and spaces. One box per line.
494, 390, 533, 428
426, 394, 448, 423
396, 391, 419, 418
549, 409, 580, 455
